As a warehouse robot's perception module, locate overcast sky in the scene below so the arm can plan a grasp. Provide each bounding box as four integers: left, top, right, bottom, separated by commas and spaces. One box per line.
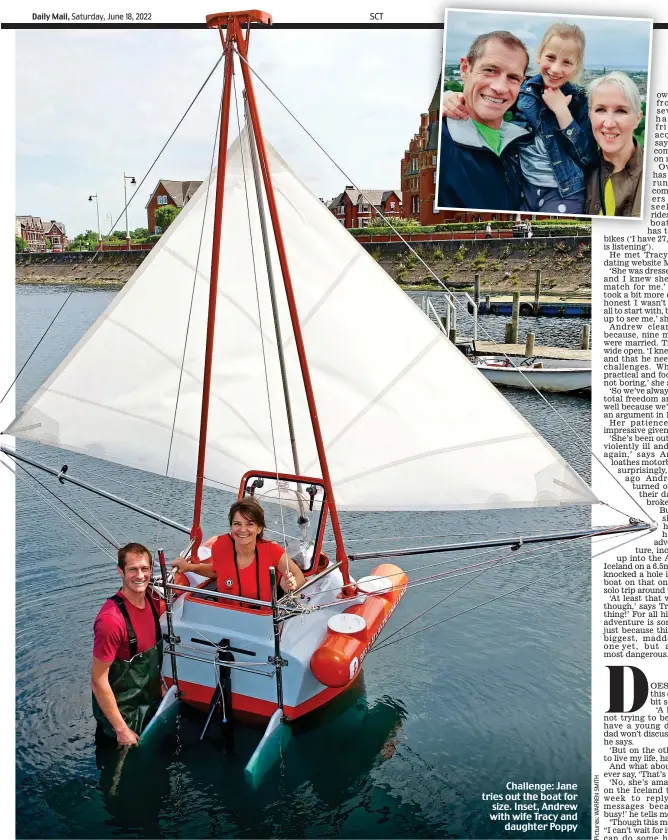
16, 27, 443, 238
444, 10, 652, 71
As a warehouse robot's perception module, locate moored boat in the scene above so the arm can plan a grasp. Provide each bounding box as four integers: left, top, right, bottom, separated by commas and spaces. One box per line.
473, 356, 591, 393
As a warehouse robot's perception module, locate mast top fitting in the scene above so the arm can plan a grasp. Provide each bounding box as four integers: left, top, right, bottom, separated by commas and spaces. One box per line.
206, 10, 272, 29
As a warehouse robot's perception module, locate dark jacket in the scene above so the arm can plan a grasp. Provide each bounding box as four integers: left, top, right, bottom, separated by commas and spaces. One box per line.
585, 140, 643, 217
437, 117, 530, 212
514, 75, 597, 197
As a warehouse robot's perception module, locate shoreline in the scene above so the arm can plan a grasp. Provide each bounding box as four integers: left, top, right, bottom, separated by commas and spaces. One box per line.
16, 278, 592, 298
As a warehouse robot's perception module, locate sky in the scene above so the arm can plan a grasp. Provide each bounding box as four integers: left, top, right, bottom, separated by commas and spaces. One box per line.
15, 27, 443, 239
444, 10, 652, 71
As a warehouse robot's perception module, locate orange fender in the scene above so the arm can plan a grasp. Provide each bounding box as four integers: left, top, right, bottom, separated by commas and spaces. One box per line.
310, 563, 408, 687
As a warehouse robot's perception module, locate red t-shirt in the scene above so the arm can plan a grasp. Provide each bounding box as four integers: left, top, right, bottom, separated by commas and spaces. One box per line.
211, 536, 285, 602
93, 592, 159, 662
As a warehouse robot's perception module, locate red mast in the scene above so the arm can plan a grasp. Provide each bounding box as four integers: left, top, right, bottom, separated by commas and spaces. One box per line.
191, 10, 352, 587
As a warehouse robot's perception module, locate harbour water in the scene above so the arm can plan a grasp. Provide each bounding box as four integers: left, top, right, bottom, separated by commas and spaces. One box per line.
14, 286, 592, 839
408, 291, 592, 350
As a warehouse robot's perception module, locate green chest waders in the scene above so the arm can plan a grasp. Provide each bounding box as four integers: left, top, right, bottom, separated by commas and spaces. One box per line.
93, 594, 163, 739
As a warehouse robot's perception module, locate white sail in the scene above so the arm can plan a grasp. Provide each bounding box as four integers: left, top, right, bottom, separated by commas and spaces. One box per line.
6, 131, 596, 511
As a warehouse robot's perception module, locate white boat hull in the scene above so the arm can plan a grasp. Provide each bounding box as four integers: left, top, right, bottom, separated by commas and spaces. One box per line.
161, 562, 407, 723
474, 358, 591, 393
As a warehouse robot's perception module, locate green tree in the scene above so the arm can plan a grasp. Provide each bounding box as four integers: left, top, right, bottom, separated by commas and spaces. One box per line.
154, 205, 181, 232
15, 236, 28, 252
444, 80, 463, 92
66, 230, 100, 251
131, 227, 149, 241
44, 236, 51, 250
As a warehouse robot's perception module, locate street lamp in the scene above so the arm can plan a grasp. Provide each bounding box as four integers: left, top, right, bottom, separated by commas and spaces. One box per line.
88, 194, 102, 251
124, 173, 136, 250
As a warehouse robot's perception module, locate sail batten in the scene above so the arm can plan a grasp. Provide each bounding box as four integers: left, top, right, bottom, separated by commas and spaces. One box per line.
6, 130, 597, 511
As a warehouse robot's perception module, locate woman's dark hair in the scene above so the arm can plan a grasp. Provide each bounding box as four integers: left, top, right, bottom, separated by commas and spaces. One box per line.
228, 497, 266, 538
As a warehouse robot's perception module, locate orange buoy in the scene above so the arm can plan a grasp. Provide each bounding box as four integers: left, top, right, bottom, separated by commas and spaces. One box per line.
310, 563, 407, 687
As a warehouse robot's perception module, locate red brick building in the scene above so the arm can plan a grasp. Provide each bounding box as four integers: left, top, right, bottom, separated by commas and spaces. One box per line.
146, 179, 203, 234
16, 216, 46, 251
401, 82, 515, 224
42, 220, 68, 251
328, 188, 401, 228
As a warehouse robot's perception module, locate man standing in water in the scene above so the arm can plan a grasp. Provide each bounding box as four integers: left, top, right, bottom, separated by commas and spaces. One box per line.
91, 543, 163, 745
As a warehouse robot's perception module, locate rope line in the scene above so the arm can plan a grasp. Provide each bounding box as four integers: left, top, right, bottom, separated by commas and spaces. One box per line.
296, 521, 632, 606
233, 50, 646, 523
368, 525, 641, 654
60, 481, 131, 547
10, 459, 119, 549
1, 53, 223, 410
153, 91, 224, 553
3, 458, 116, 560
232, 61, 290, 558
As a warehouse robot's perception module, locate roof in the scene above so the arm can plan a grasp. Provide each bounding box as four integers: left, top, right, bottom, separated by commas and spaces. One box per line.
16, 215, 43, 228
42, 220, 67, 234
429, 76, 441, 113
146, 179, 204, 208
327, 192, 344, 210
333, 188, 400, 208
427, 119, 440, 151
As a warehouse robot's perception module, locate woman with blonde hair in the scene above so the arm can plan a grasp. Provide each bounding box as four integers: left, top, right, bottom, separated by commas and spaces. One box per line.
585, 71, 644, 217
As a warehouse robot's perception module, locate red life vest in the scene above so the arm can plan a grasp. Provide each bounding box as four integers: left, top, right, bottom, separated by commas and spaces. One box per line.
211, 534, 285, 602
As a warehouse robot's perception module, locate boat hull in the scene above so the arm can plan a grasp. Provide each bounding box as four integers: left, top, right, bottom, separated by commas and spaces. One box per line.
161, 562, 407, 723
474, 358, 591, 393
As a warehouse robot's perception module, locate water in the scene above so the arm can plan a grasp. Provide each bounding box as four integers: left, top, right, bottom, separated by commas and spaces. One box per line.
408, 291, 592, 350
13, 286, 592, 839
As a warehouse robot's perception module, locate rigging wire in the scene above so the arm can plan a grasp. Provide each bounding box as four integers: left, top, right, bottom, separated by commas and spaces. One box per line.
374, 564, 496, 648
2, 458, 116, 561
320, 524, 600, 544
8, 458, 119, 550
292, 521, 635, 605
232, 59, 290, 559
0, 52, 224, 411
153, 88, 225, 555
367, 527, 640, 654
38, 460, 238, 526
59, 479, 132, 548
233, 49, 648, 527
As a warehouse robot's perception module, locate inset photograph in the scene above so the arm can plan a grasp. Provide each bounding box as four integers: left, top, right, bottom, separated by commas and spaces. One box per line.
436, 10, 652, 218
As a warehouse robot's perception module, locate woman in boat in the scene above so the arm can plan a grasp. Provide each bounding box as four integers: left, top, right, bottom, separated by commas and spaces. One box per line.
172, 497, 305, 600
585, 72, 644, 217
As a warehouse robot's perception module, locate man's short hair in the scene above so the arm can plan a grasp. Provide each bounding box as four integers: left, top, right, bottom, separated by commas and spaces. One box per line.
466, 31, 530, 75
117, 542, 152, 570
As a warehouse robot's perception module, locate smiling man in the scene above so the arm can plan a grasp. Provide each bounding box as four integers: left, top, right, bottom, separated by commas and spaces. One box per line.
91, 543, 163, 746
437, 31, 531, 211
